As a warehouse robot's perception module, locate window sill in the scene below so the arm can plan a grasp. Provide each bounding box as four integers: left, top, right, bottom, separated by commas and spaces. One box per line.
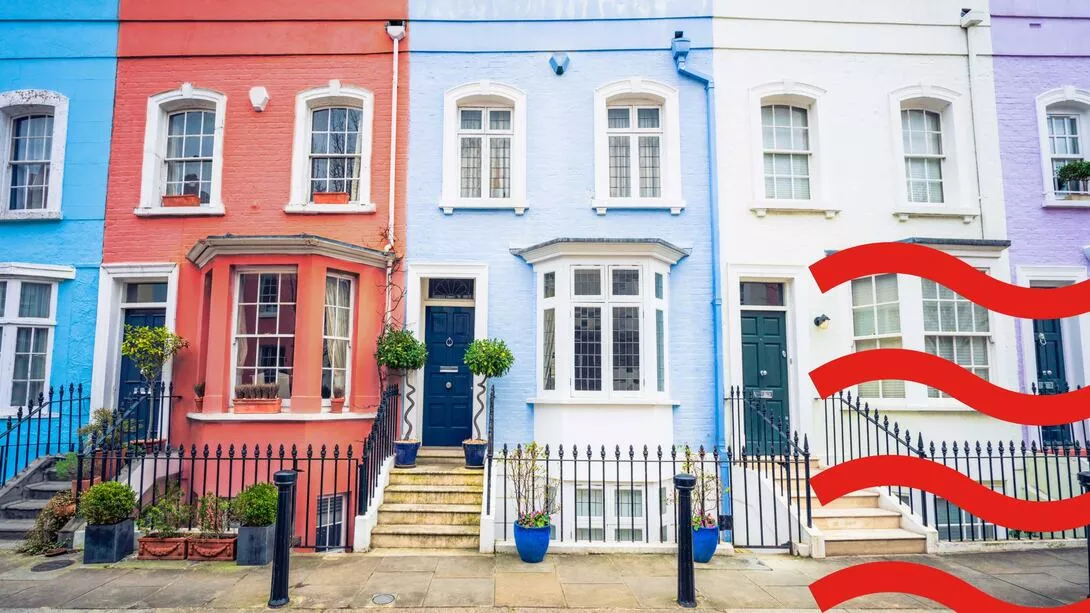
0, 210, 62, 222
750, 201, 839, 219
892, 206, 978, 223
187, 410, 377, 422
528, 397, 679, 407
134, 205, 226, 217
590, 197, 685, 215
284, 202, 377, 215
830, 398, 977, 413
1043, 196, 1090, 209
439, 199, 528, 215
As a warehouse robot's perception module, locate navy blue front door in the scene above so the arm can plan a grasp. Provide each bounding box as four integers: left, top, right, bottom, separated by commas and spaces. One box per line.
119, 308, 166, 438
423, 306, 475, 446
1034, 318, 1072, 445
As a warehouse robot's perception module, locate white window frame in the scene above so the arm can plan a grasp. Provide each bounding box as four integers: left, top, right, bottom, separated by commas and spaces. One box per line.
0, 90, 68, 220
315, 493, 347, 550
321, 272, 354, 409
900, 108, 946, 205
592, 78, 683, 215
286, 80, 375, 214
229, 267, 298, 409
136, 83, 226, 217
0, 264, 72, 414
850, 274, 905, 399
1036, 86, 1090, 207
605, 105, 664, 201
760, 103, 812, 201
440, 81, 527, 215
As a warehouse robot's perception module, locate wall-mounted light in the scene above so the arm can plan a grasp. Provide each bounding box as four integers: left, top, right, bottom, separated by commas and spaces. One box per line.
249, 86, 269, 112
813, 314, 831, 330
549, 52, 570, 76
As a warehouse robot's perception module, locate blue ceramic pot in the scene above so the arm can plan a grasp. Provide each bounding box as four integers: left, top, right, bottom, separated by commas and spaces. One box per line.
394, 440, 420, 468
513, 523, 550, 563
692, 526, 719, 563
462, 441, 487, 469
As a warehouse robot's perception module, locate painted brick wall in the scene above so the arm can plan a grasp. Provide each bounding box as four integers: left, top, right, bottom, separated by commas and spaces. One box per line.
407, 25, 716, 447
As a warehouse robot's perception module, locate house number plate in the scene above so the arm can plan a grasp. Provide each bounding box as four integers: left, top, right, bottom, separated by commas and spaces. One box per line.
751, 389, 774, 399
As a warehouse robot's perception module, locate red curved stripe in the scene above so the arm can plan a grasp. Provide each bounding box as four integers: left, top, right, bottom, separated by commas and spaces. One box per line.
812, 456, 1090, 532
810, 349, 1090, 426
810, 561, 1090, 612
811, 242, 1090, 318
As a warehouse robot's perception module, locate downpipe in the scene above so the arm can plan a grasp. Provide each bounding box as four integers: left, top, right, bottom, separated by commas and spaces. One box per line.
384, 21, 406, 325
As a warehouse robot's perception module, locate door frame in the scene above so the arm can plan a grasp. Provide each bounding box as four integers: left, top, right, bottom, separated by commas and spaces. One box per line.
405, 262, 489, 441
725, 265, 810, 440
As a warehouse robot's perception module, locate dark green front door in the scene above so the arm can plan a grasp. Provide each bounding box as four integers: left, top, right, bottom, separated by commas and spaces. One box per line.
1034, 318, 1071, 445
740, 311, 789, 454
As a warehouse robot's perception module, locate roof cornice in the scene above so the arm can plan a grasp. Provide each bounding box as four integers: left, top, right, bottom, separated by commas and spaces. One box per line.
186, 234, 391, 269
511, 238, 691, 266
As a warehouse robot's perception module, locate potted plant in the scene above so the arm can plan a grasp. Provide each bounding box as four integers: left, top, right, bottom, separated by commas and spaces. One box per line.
80, 481, 137, 564
1057, 160, 1090, 199
136, 488, 190, 560
233, 383, 282, 414
161, 193, 201, 207
330, 387, 346, 413
312, 191, 350, 204
77, 408, 137, 481
509, 442, 558, 563
193, 382, 206, 412
375, 327, 428, 467
231, 483, 277, 565
462, 338, 514, 469
682, 450, 725, 563
187, 493, 236, 561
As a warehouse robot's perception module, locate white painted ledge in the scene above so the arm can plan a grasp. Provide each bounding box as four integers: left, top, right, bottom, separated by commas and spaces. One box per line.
750, 200, 839, 219
1043, 197, 1090, 209
527, 397, 679, 407
438, 199, 528, 215
134, 205, 226, 217
0, 210, 62, 221
591, 197, 685, 216
187, 411, 376, 422
892, 206, 978, 223
284, 202, 377, 215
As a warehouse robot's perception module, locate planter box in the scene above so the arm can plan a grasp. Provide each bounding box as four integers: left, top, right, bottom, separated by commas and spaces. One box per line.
187, 535, 237, 561
71, 476, 101, 497
233, 398, 282, 414
138, 536, 187, 560
236, 525, 274, 566
161, 194, 201, 207
84, 519, 134, 564
312, 192, 350, 204
330, 397, 345, 412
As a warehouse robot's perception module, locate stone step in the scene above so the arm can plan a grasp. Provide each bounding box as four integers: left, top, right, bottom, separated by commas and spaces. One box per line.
0, 499, 49, 521
822, 528, 927, 556
26, 480, 71, 500
415, 447, 468, 466
812, 507, 902, 531
791, 489, 880, 509
384, 484, 483, 505
390, 466, 484, 486
378, 503, 480, 526
370, 523, 479, 549
0, 519, 36, 540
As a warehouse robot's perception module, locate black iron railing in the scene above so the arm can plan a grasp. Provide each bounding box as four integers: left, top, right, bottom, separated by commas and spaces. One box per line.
357, 384, 399, 516
94, 382, 179, 452
0, 384, 90, 486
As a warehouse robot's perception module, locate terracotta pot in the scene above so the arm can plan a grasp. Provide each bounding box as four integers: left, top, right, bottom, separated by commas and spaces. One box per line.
161, 193, 201, 207
330, 397, 345, 412
138, 536, 188, 560
312, 192, 350, 204
233, 398, 282, 414
193, 397, 204, 412
72, 476, 101, 497
187, 535, 237, 561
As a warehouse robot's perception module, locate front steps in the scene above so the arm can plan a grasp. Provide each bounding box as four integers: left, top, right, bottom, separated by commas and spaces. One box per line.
370, 447, 483, 551
0, 457, 71, 544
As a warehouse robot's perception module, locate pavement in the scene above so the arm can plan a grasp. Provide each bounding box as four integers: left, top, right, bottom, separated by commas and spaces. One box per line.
0, 546, 1084, 611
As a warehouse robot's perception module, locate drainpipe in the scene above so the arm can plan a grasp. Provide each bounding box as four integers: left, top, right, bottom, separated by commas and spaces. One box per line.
960, 9, 988, 240
672, 32, 729, 522
384, 20, 406, 325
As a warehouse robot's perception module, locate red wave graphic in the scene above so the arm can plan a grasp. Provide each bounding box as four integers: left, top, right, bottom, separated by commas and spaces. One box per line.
812, 455, 1090, 532
810, 349, 1090, 426
810, 561, 1090, 612
811, 242, 1090, 318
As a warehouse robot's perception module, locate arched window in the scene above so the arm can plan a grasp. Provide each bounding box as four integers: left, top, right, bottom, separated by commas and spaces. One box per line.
1036, 87, 1090, 204
137, 83, 226, 215
593, 78, 682, 214
440, 81, 526, 214
287, 80, 374, 212
889, 85, 968, 212
0, 90, 68, 219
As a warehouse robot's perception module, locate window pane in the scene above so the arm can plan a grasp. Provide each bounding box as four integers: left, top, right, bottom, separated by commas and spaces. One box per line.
0, 281, 6, 318
428, 278, 475, 300
575, 488, 604, 517
739, 282, 784, 306
18, 283, 51, 318
235, 272, 297, 401
611, 269, 639, 296
124, 282, 167, 304
654, 273, 663, 300
11, 327, 47, 407
617, 489, 644, 517
638, 135, 661, 197
656, 309, 665, 392
607, 108, 630, 129
488, 109, 511, 131
543, 308, 556, 391
459, 137, 482, 198
574, 307, 602, 391
609, 135, 631, 198
612, 306, 640, 391
573, 269, 601, 296
489, 136, 511, 198
637, 108, 660, 129
460, 109, 482, 130
543, 272, 555, 300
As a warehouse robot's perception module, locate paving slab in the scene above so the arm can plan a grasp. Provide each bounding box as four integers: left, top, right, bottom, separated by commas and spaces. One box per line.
423, 577, 495, 607
554, 555, 623, 584
622, 575, 690, 608
495, 571, 566, 607
379, 555, 442, 573
106, 568, 187, 587
208, 571, 272, 608
560, 582, 640, 608
132, 572, 242, 608
291, 582, 362, 608
64, 583, 164, 609
435, 555, 495, 578
608, 554, 677, 577
495, 554, 557, 573
2, 573, 106, 608
357, 570, 434, 608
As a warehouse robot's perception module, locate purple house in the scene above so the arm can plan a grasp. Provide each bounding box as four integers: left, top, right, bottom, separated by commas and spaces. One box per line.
992, 0, 1090, 445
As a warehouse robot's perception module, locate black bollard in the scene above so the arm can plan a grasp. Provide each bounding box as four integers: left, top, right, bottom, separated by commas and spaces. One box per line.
268, 470, 297, 609
1079, 471, 1090, 599
675, 473, 697, 608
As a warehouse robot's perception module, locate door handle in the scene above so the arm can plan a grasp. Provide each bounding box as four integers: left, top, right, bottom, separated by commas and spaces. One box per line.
759, 369, 768, 377
445, 382, 453, 390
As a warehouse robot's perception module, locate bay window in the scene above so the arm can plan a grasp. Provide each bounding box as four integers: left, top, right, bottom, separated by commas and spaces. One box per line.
321, 274, 353, 402
922, 278, 990, 398
0, 278, 57, 410
233, 271, 297, 401
850, 274, 904, 399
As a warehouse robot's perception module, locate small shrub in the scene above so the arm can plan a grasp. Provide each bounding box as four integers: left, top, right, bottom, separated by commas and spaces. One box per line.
234, 383, 279, 400
193, 382, 205, 398
18, 491, 76, 554
195, 494, 231, 536
136, 488, 190, 538
1057, 160, 1090, 184
53, 452, 78, 480
78, 407, 136, 448
463, 338, 515, 379
79, 482, 136, 525
231, 483, 277, 527
375, 327, 428, 371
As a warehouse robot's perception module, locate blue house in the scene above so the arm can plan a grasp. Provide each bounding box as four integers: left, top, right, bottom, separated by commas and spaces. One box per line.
405, 0, 719, 546
0, 1, 116, 470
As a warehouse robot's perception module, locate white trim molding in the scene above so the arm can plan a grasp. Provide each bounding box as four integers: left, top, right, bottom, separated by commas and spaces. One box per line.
0, 263, 75, 281
511, 238, 690, 266
1036, 86, 1090, 208
185, 234, 391, 270
0, 89, 69, 220
1014, 264, 1090, 399
592, 78, 684, 215
440, 80, 528, 215
287, 80, 376, 213
136, 83, 227, 216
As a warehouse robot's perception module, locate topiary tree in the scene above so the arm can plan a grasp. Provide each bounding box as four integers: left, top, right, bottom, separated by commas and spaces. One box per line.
79, 481, 136, 525
463, 338, 515, 440
375, 327, 428, 439
120, 325, 189, 384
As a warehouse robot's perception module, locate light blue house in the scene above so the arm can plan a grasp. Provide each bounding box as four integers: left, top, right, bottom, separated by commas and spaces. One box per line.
405, 1, 720, 546
0, 0, 115, 465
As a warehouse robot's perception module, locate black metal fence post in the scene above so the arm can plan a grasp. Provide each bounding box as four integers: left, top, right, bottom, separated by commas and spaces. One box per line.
674, 473, 696, 608
1079, 471, 1090, 599
269, 470, 297, 608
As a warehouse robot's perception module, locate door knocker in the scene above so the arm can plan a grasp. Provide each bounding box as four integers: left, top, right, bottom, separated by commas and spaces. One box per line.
1038, 332, 1048, 346
445, 337, 454, 348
